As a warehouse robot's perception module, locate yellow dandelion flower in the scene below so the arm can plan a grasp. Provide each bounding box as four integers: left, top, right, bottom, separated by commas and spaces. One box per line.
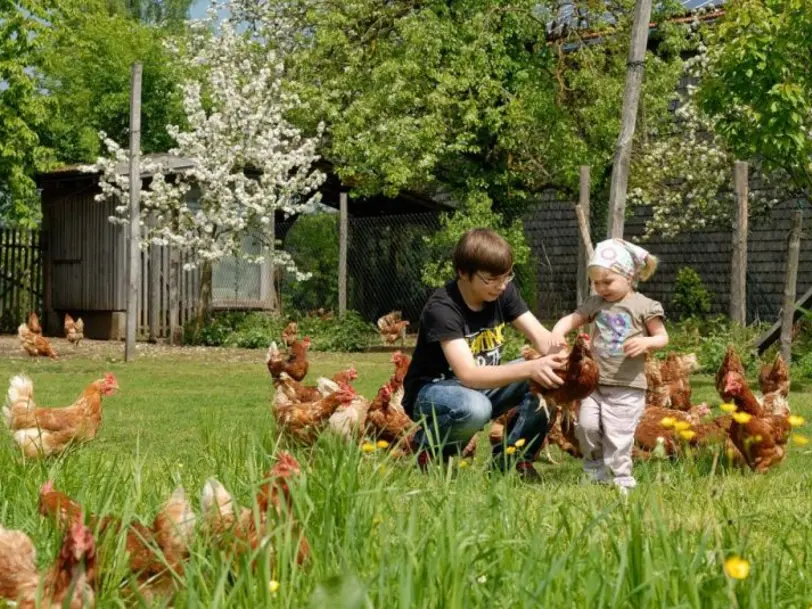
506, 446, 517, 456
679, 430, 697, 441
361, 442, 376, 454
376, 440, 390, 449
660, 416, 676, 428
792, 434, 809, 446
723, 556, 750, 580
514, 438, 526, 448
458, 459, 469, 468
719, 402, 737, 413
674, 421, 691, 431
788, 415, 805, 428
732, 412, 753, 424
269, 580, 281, 594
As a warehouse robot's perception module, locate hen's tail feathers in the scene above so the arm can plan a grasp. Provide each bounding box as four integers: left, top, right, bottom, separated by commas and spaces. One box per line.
4, 374, 34, 429
266, 341, 280, 365
316, 377, 339, 396
201, 478, 235, 526
157, 486, 196, 547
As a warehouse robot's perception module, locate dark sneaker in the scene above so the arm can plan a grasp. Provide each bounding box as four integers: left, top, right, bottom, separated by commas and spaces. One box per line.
516, 460, 542, 483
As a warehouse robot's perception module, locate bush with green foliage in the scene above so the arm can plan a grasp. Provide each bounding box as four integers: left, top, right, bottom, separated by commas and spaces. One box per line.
282, 214, 339, 313
184, 310, 378, 352
421, 191, 536, 306
670, 266, 711, 320
662, 315, 764, 375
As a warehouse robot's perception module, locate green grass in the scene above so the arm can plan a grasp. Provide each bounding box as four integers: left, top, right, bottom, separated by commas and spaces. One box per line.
1, 345, 812, 608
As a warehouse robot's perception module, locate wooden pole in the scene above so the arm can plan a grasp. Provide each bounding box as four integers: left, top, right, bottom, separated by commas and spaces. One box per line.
267, 210, 278, 315
730, 160, 748, 325
576, 165, 593, 305
148, 215, 159, 342
126, 62, 142, 361
338, 191, 348, 317
606, 0, 653, 239
168, 248, 179, 345
780, 210, 803, 365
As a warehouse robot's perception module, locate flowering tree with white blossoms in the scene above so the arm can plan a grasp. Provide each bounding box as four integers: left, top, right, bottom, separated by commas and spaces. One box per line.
629, 39, 785, 239
92, 0, 325, 320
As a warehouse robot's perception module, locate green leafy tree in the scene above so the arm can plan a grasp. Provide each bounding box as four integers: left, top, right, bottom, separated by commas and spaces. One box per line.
0, 0, 56, 225
112, 0, 193, 24
282, 0, 690, 213
38, 0, 185, 164
422, 190, 530, 285
699, 0, 811, 197
283, 213, 340, 313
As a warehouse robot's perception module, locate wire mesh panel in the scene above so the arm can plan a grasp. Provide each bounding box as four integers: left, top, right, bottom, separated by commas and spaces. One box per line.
348, 213, 442, 323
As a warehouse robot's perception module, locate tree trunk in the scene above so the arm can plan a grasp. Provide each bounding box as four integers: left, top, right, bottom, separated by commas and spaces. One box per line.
196, 260, 213, 331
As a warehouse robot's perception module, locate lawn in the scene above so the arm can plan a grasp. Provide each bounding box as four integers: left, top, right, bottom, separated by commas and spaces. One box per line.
1, 337, 811, 608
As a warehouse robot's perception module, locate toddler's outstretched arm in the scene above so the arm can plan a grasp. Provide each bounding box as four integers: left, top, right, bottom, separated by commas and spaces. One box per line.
551, 311, 589, 349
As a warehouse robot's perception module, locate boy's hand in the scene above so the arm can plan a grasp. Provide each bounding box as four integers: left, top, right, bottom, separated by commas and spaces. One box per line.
623, 337, 652, 358
529, 351, 568, 388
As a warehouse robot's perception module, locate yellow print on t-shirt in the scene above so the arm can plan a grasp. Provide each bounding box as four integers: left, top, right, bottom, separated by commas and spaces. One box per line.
467, 323, 506, 366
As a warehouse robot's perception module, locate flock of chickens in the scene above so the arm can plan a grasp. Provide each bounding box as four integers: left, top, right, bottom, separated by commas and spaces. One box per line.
17, 311, 84, 359
264, 322, 799, 478
468, 343, 796, 474
266, 322, 414, 451
1, 370, 309, 607
0, 313, 801, 608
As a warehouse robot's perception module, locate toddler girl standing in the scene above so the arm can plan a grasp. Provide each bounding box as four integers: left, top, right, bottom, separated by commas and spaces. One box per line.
552, 239, 669, 492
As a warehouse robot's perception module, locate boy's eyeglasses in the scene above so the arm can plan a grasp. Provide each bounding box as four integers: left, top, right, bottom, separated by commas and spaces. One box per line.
476, 271, 515, 287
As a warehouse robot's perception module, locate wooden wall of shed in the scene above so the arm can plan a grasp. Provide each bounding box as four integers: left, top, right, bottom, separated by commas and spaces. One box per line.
523, 194, 811, 323
44, 184, 127, 311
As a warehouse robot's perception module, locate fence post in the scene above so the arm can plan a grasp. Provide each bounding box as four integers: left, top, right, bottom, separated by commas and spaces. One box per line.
126, 62, 142, 361
730, 160, 748, 325
169, 248, 180, 345
338, 191, 348, 317
576, 166, 593, 306
148, 214, 160, 342
780, 210, 803, 365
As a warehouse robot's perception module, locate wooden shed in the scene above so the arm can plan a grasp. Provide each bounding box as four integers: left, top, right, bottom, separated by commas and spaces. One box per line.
36, 156, 452, 340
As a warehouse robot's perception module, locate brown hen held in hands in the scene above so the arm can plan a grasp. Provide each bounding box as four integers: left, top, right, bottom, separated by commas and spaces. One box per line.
522, 334, 599, 408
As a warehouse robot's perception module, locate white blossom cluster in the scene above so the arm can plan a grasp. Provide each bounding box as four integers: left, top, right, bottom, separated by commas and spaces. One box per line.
629, 15, 786, 240
90, 0, 325, 279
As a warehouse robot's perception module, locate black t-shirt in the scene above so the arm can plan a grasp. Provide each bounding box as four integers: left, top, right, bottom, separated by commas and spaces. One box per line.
402, 279, 528, 417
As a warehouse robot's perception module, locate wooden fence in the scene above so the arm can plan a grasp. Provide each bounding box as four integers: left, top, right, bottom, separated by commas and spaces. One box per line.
0, 229, 44, 332
138, 244, 200, 341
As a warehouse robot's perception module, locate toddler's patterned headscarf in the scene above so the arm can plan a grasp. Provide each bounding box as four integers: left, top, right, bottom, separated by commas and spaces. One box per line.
589, 238, 651, 281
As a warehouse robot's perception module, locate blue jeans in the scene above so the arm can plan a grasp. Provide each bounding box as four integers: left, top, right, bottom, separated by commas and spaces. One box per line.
411, 369, 551, 469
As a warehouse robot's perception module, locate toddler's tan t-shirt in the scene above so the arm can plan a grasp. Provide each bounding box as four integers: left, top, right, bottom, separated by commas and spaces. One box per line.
576, 292, 665, 389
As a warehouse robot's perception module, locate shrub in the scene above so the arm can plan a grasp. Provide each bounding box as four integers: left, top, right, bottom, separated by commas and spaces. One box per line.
662, 315, 764, 374
671, 266, 711, 320
184, 310, 378, 352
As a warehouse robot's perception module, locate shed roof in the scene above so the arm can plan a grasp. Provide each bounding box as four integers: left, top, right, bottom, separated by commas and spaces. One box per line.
36, 155, 455, 218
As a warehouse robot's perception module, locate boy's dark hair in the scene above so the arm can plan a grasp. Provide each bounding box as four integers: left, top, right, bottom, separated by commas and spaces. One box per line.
452, 228, 514, 278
